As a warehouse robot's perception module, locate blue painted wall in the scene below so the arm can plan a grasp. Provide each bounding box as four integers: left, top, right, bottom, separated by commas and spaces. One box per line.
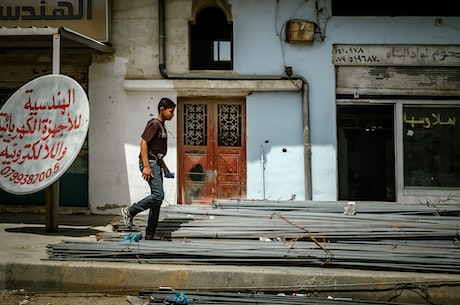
231, 0, 460, 200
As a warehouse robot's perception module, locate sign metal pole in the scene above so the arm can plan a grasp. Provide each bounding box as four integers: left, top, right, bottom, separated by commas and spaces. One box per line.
45, 32, 61, 233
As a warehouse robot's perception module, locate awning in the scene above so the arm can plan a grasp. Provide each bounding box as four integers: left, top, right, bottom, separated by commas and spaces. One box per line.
0, 26, 113, 53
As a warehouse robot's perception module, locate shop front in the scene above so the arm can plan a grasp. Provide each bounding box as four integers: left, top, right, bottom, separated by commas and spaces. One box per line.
0, 0, 112, 208
334, 44, 460, 204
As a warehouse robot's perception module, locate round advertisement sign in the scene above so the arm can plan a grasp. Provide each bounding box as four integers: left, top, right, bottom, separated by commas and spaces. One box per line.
0, 74, 89, 195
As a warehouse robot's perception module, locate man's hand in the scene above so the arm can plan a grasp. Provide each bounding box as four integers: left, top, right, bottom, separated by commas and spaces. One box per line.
142, 167, 153, 180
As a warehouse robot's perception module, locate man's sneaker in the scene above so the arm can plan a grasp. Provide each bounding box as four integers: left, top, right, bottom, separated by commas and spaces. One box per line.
121, 207, 133, 227
144, 234, 155, 240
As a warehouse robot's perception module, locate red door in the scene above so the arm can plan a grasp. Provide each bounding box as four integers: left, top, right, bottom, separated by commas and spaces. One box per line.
178, 98, 246, 204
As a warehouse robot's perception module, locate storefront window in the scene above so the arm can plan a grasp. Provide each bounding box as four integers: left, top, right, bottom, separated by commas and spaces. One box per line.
403, 106, 460, 188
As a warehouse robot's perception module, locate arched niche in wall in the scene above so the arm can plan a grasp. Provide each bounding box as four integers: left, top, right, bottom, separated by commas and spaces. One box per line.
190, 0, 233, 70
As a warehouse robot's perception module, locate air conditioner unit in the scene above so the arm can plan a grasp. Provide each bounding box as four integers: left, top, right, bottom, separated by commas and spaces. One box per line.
285, 20, 315, 44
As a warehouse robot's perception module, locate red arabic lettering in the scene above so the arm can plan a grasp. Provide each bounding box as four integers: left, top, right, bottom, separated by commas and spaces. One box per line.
0, 163, 60, 185
23, 88, 75, 115
14, 111, 83, 140
0, 112, 16, 134
1, 139, 68, 165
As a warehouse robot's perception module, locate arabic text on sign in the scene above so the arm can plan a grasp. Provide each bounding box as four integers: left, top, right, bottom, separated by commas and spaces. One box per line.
0, 0, 92, 21
403, 112, 456, 129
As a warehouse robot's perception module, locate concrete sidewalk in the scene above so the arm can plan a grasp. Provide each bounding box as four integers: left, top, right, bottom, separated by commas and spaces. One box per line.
1, 212, 460, 304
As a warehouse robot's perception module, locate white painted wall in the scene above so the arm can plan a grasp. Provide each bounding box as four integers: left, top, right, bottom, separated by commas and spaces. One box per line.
246, 92, 305, 201
88, 55, 178, 214
88, 0, 460, 214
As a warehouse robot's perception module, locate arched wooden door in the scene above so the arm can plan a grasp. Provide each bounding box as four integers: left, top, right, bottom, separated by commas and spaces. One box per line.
178, 98, 246, 204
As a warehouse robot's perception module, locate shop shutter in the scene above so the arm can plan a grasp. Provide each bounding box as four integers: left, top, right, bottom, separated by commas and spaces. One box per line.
336, 66, 460, 97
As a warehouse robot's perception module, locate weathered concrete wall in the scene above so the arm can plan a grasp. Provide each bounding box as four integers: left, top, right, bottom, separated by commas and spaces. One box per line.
88, 0, 179, 214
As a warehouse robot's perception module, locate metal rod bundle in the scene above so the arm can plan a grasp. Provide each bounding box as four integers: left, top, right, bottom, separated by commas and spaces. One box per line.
134, 289, 421, 305
47, 201, 460, 274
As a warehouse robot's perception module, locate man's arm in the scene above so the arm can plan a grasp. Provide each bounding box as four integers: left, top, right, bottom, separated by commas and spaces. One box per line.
140, 139, 152, 180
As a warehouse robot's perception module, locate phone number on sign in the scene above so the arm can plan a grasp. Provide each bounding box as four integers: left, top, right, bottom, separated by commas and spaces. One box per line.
0, 163, 60, 185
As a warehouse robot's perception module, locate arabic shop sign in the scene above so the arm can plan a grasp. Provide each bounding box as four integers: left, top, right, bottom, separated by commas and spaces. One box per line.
403, 111, 456, 129
0, 0, 109, 41
333, 45, 460, 66
0, 74, 89, 195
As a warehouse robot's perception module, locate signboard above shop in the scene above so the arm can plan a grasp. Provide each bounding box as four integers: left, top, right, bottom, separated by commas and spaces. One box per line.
0, 0, 109, 42
333, 45, 460, 67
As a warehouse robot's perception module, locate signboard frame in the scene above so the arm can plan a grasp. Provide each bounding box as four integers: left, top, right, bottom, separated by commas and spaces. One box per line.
0, 0, 110, 42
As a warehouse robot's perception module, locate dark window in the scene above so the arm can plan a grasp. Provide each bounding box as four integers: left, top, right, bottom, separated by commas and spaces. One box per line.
332, 0, 460, 16
337, 105, 395, 201
403, 106, 460, 188
190, 7, 233, 70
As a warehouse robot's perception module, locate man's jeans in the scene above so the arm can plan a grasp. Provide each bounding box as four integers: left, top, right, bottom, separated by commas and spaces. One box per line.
127, 160, 164, 236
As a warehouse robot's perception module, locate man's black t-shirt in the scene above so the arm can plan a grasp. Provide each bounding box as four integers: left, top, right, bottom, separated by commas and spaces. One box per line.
140, 118, 167, 160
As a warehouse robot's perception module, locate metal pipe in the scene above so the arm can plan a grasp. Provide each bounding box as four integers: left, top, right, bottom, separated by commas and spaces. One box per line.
158, 0, 167, 78
52, 32, 60, 74
45, 32, 62, 233
260, 145, 266, 200
300, 79, 312, 200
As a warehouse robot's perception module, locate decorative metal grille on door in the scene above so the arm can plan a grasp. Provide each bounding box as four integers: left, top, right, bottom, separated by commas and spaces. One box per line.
184, 104, 208, 146
218, 104, 241, 147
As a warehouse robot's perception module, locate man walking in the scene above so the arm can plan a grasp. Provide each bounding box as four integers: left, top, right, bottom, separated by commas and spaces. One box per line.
121, 97, 176, 240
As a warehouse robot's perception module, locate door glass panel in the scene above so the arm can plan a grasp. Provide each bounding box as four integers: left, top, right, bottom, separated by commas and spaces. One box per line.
218, 104, 241, 147
184, 104, 207, 146
403, 106, 460, 188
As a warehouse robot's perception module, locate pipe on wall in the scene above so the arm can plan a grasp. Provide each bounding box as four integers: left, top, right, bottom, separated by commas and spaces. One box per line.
300, 79, 312, 200
157, 0, 312, 200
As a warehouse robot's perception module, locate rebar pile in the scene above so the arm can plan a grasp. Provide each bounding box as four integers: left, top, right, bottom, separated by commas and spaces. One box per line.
47, 201, 460, 273
132, 289, 420, 305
